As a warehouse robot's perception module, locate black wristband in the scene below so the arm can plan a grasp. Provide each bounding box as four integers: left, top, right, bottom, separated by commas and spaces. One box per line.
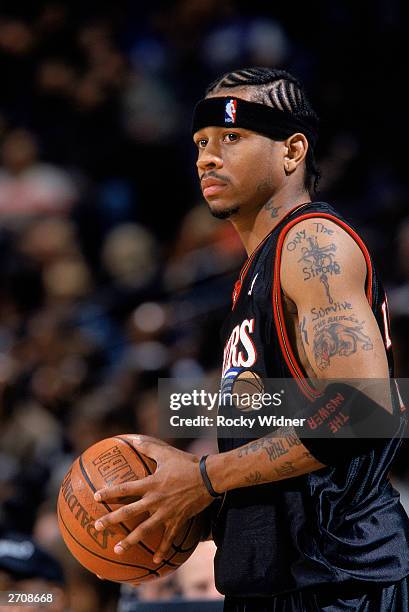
199, 455, 222, 498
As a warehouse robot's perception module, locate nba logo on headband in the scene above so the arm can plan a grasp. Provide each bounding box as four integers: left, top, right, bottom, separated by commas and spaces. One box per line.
225, 99, 237, 124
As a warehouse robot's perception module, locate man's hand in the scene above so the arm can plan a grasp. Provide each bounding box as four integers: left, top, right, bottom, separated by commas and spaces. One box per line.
93, 435, 214, 565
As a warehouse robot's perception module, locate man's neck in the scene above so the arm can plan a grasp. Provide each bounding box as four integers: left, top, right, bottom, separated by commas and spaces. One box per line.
230, 190, 311, 256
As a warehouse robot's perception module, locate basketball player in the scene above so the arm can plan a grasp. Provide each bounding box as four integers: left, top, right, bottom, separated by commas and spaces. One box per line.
94, 68, 409, 610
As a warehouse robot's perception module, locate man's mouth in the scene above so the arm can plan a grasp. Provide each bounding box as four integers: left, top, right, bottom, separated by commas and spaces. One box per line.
201, 176, 228, 198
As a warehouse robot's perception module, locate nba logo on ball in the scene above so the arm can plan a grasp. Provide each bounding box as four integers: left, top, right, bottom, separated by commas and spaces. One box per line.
225, 99, 237, 123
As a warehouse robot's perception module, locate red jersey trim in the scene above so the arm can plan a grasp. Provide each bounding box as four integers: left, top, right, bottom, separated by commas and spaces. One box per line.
272, 212, 374, 401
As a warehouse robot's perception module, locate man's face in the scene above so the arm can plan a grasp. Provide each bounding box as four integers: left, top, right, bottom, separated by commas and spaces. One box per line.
193, 88, 287, 219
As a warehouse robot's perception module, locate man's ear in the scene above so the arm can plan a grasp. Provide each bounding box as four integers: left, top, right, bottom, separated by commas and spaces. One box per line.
284, 133, 308, 174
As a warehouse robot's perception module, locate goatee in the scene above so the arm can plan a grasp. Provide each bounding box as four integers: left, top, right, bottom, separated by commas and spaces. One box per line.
209, 205, 240, 220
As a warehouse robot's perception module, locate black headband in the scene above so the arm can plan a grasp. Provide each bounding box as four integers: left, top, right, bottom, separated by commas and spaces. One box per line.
192, 96, 318, 148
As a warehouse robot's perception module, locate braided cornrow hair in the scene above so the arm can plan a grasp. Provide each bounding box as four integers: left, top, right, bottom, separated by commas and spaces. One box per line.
206, 67, 321, 193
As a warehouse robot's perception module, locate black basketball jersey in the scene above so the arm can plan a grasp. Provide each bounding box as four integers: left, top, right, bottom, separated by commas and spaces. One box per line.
213, 201, 409, 598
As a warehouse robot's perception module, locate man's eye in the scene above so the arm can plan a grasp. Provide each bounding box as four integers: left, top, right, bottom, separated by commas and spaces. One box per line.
223, 133, 239, 142
197, 139, 207, 148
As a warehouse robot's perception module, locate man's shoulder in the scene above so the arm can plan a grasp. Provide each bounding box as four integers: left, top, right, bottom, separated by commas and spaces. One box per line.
280, 200, 364, 253
280, 211, 368, 305
286, 200, 347, 226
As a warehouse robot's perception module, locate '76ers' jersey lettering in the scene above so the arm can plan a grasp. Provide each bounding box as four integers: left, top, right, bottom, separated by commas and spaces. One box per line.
222, 318, 257, 376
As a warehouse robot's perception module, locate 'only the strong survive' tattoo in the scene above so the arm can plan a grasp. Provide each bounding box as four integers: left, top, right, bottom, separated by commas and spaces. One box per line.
313, 320, 373, 370
286, 223, 341, 304
298, 236, 341, 303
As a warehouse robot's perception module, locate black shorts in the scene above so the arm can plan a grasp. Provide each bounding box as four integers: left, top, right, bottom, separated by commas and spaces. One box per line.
223, 576, 409, 611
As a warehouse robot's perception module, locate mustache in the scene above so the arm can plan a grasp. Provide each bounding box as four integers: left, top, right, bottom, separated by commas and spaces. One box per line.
200, 170, 230, 183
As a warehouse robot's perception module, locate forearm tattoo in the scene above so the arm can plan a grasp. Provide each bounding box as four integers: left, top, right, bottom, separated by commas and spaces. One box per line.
244, 471, 266, 485
274, 461, 298, 478
236, 429, 319, 484
264, 439, 289, 462
237, 427, 301, 462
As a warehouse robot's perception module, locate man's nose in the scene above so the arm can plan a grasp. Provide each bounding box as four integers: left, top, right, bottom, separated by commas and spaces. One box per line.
196, 146, 223, 172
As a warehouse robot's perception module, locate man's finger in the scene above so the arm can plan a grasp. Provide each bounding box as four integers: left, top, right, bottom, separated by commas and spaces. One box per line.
95, 495, 140, 505
152, 525, 178, 564
94, 499, 149, 531
94, 477, 150, 503
113, 515, 160, 554
131, 434, 169, 448
131, 435, 170, 461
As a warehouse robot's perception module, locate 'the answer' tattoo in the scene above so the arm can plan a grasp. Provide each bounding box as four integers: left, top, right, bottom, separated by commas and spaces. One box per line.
313, 313, 359, 332
313, 320, 373, 370
298, 236, 341, 304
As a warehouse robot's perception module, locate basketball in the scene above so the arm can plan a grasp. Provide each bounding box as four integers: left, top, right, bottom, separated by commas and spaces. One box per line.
232, 369, 264, 412
57, 435, 202, 585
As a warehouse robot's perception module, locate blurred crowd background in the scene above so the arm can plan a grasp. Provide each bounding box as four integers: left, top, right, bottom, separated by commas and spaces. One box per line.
0, 1, 408, 610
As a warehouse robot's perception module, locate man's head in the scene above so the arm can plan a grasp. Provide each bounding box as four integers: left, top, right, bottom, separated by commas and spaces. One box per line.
192, 67, 320, 220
